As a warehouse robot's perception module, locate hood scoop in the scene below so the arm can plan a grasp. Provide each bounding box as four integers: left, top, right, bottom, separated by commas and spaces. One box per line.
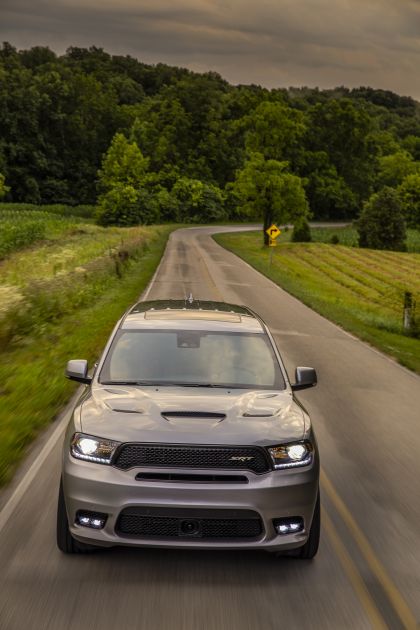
162, 411, 226, 421
161, 410, 226, 430
104, 398, 145, 414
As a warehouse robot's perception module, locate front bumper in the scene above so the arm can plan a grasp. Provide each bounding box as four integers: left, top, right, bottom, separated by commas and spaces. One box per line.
62, 452, 319, 552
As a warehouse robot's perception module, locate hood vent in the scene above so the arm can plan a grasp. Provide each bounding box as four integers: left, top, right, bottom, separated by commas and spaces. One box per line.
162, 411, 226, 420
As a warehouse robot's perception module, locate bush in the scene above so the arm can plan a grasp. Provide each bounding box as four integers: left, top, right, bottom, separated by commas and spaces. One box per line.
358, 187, 406, 251
97, 185, 141, 226
171, 178, 227, 223
96, 185, 161, 226
330, 234, 340, 244
292, 218, 312, 242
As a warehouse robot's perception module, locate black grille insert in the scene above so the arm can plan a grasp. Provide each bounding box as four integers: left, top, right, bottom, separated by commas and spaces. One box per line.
116, 507, 263, 540
135, 472, 249, 483
113, 444, 270, 474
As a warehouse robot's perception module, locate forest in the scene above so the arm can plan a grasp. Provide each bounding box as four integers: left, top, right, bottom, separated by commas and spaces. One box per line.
1, 42, 420, 228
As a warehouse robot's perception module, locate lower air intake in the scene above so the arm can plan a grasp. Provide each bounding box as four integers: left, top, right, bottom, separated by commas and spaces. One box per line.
116, 507, 263, 540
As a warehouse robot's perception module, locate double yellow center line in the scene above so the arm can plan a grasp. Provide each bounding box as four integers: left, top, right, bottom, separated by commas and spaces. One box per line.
321, 470, 417, 629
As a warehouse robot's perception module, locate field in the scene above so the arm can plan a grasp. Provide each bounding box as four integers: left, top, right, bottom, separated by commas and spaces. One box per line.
0, 214, 177, 486
0, 204, 96, 260
278, 224, 420, 252
215, 228, 420, 374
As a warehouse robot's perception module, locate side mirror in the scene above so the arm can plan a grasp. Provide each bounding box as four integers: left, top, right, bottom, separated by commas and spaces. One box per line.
291, 367, 317, 391
65, 360, 92, 384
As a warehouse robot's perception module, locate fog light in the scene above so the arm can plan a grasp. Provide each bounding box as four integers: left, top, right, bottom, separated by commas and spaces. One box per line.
273, 517, 304, 535
76, 511, 107, 529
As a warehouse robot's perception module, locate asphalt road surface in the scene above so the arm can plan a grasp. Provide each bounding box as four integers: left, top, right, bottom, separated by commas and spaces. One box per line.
0, 226, 419, 630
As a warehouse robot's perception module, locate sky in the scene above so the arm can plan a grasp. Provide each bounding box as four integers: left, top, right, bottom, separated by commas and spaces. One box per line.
1, 0, 420, 99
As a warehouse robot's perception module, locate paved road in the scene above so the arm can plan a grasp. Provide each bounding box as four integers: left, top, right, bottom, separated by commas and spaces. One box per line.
0, 226, 419, 630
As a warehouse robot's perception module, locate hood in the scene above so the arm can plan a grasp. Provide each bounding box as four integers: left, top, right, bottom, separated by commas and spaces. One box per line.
80, 385, 307, 447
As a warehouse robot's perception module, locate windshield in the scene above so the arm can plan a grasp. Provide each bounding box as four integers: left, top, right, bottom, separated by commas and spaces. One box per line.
99, 329, 285, 390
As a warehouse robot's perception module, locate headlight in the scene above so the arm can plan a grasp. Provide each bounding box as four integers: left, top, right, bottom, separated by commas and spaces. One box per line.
268, 441, 313, 469
71, 433, 120, 464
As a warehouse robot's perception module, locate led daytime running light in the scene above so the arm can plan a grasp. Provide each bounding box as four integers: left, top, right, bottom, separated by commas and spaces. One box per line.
268, 441, 313, 470
71, 433, 120, 465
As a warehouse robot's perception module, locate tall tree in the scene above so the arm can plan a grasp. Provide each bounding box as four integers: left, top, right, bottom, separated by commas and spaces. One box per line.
233, 153, 310, 244
96, 133, 152, 225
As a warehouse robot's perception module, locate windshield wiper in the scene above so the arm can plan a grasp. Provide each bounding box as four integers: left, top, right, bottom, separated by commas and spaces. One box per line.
101, 381, 166, 386
172, 383, 245, 388
101, 381, 245, 388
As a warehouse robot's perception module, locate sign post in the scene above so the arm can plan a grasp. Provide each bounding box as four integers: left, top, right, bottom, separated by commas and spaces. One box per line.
266, 224, 281, 271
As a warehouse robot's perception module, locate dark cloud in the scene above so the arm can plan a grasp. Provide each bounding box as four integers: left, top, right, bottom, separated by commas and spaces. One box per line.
1, 0, 419, 98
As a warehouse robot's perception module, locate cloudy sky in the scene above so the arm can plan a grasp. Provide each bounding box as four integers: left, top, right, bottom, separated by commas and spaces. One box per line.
1, 0, 420, 99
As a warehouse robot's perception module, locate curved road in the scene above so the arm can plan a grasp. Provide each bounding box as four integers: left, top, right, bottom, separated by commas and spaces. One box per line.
0, 226, 419, 630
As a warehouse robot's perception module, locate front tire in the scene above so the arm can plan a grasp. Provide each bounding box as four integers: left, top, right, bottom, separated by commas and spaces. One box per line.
56, 479, 97, 554
288, 490, 320, 560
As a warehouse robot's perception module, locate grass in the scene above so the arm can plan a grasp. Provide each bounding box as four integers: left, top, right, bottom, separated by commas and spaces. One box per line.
214, 228, 420, 374
0, 223, 177, 486
0, 207, 91, 260
276, 224, 420, 253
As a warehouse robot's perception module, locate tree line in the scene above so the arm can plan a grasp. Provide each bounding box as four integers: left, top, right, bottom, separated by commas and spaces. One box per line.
1, 42, 420, 235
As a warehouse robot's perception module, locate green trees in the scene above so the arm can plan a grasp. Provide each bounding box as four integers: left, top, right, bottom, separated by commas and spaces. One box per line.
96, 133, 226, 225
96, 133, 155, 225
0, 41, 420, 229
398, 173, 420, 228
233, 153, 310, 244
378, 150, 419, 188
357, 188, 406, 251
305, 99, 377, 209
244, 101, 306, 163
300, 151, 357, 219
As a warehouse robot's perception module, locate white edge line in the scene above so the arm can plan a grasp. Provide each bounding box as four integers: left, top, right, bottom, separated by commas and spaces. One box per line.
0, 231, 173, 532
141, 232, 172, 300
0, 413, 69, 534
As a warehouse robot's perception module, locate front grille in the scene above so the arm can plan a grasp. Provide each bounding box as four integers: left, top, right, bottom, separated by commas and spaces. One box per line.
113, 444, 270, 474
116, 507, 263, 540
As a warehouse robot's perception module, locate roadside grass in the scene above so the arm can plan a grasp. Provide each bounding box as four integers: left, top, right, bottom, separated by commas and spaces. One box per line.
214, 229, 420, 374
0, 222, 153, 286
0, 225, 176, 486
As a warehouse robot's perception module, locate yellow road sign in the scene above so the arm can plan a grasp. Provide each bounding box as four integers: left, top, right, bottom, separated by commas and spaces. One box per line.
266, 224, 281, 240
269, 238, 277, 247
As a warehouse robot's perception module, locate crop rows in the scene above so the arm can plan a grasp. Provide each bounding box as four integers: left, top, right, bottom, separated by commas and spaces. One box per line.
0, 202, 95, 219
0, 209, 84, 260
278, 244, 419, 323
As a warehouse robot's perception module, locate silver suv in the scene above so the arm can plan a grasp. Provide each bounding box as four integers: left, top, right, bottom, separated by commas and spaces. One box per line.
57, 300, 320, 558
